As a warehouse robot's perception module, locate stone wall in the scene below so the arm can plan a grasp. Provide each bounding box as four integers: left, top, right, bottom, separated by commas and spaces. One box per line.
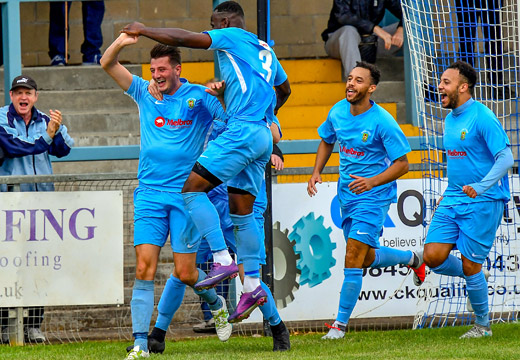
19, 0, 331, 66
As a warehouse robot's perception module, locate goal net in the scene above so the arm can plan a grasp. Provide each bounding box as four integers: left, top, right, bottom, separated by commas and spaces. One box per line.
401, 0, 520, 328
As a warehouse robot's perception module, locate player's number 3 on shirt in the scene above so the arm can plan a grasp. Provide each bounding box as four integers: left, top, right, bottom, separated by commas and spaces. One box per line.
258, 40, 272, 82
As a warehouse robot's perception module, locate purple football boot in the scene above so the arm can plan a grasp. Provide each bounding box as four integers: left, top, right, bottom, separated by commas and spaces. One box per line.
194, 261, 239, 290
228, 285, 267, 323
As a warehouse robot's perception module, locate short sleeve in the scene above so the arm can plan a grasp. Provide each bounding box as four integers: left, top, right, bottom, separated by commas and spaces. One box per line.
380, 114, 411, 161
273, 57, 287, 86
318, 116, 337, 144
205, 29, 234, 51
125, 75, 148, 103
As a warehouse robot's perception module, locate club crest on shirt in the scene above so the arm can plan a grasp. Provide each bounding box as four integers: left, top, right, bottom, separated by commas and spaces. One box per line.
361, 130, 371, 142
460, 128, 468, 140
186, 98, 196, 110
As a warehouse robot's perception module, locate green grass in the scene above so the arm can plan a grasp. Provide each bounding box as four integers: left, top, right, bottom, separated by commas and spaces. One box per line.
2, 323, 519, 360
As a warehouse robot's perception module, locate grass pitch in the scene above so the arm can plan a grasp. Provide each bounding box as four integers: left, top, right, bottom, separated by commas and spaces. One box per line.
1, 322, 519, 359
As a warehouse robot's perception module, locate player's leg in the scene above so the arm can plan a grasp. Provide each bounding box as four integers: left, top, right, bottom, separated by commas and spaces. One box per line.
457, 201, 503, 338
226, 127, 273, 323
369, 245, 425, 285
127, 188, 169, 358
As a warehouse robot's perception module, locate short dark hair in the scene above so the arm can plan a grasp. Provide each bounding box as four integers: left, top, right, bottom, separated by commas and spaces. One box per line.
214, 1, 244, 17
150, 44, 181, 66
355, 61, 381, 85
447, 60, 477, 94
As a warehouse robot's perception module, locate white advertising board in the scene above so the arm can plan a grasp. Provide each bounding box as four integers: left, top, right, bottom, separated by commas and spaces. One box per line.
239, 179, 427, 323
0, 191, 124, 307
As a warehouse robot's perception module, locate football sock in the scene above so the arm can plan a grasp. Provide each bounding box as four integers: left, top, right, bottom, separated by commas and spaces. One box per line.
192, 268, 222, 310
336, 268, 363, 325
259, 281, 281, 326
154, 275, 186, 332
182, 192, 228, 253
431, 254, 464, 278
212, 249, 233, 266
131, 279, 154, 350
243, 272, 261, 292
466, 271, 490, 327
230, 213, 261, 274
370, 247, 414, 268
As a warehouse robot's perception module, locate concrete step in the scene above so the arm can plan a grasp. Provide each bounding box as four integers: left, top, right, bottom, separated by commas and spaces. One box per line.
34, 89, 137, 113
284, 81, 405, 107
375, 56, 405, 82
73, 133, 141, 147
63, 110, 140, 134
0, 65, 142, 91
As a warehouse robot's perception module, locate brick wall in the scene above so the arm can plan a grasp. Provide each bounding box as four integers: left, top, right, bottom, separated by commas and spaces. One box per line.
19, 0, 331, 66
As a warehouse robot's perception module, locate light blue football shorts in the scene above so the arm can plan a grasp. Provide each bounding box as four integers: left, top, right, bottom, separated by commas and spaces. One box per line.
197, 120, 272, 197
133, 186, 200, 253
425, 201, 504, 264
341, 201, 391, 249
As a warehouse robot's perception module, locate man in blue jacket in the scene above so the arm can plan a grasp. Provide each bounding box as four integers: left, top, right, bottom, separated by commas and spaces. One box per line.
0, 75, 74, 344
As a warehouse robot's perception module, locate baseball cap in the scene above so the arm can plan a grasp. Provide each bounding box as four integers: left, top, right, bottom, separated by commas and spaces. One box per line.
10, 75, 38, 91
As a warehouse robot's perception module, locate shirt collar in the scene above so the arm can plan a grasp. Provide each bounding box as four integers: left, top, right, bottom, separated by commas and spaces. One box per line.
452, 98, 475, 117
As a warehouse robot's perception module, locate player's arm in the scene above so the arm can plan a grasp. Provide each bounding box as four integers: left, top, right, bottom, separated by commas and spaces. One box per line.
349, 154, 409, 195
100, 33, 137, 91
463, 146, 514, 198
307, 140, 334, 197
122, 22, 212, 49
274, 79, 291, 115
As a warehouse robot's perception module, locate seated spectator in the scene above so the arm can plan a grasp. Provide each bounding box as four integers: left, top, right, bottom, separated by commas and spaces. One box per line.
49, 1, 105, 65
321, 0, 404, 79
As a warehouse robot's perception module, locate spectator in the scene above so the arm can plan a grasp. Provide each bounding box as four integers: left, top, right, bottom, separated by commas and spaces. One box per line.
321, 0, 404, 79
0, 75, 74, 344
49, 1, 105, 65
455, 0, 515, 100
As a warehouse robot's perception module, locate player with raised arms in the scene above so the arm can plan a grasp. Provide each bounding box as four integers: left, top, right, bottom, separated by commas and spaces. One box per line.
122, 1, 291, 325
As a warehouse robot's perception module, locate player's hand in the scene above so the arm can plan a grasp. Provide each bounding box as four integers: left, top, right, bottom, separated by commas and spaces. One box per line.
121, 22, 145, 36
462, 185, 477, 198
391, 26, 404, 48
373, 26, 392, 50
148, 78, 163, 101
271, 153, 284, 171
205, 80, 226, 97
348, 174, 375, 195
117, 32, 139, 46
307, 173, 322, 197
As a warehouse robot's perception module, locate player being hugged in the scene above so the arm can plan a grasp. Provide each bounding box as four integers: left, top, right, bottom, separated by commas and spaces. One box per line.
122, 0, 291, 333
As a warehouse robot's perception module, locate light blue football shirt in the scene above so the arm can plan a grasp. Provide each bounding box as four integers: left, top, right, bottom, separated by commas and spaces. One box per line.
318, 99, 411, 204
206, 27, 287, 125
126, 75, 225, 191
442, 98, 510, 204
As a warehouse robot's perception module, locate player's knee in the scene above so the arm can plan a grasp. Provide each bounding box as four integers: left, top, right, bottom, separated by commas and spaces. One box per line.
174, 267, 197, 285
423, 250, 443, 269
135, 262, 156, 280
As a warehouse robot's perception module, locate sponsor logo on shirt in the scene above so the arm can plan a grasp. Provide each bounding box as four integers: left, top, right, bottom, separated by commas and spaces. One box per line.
154, 116, 193, 128
155, 117, 166, 127
447, 149, 467, 157
339, 145, 365, 157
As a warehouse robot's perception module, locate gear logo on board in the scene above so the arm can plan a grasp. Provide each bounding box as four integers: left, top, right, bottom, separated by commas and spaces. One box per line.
155, 117, 165, 127
289, 212, 335, 288
272, 222, 301, 309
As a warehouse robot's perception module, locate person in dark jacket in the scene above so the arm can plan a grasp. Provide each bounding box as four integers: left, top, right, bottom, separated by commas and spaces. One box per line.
0, 75, 74, 344
322, 0, 404, 79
